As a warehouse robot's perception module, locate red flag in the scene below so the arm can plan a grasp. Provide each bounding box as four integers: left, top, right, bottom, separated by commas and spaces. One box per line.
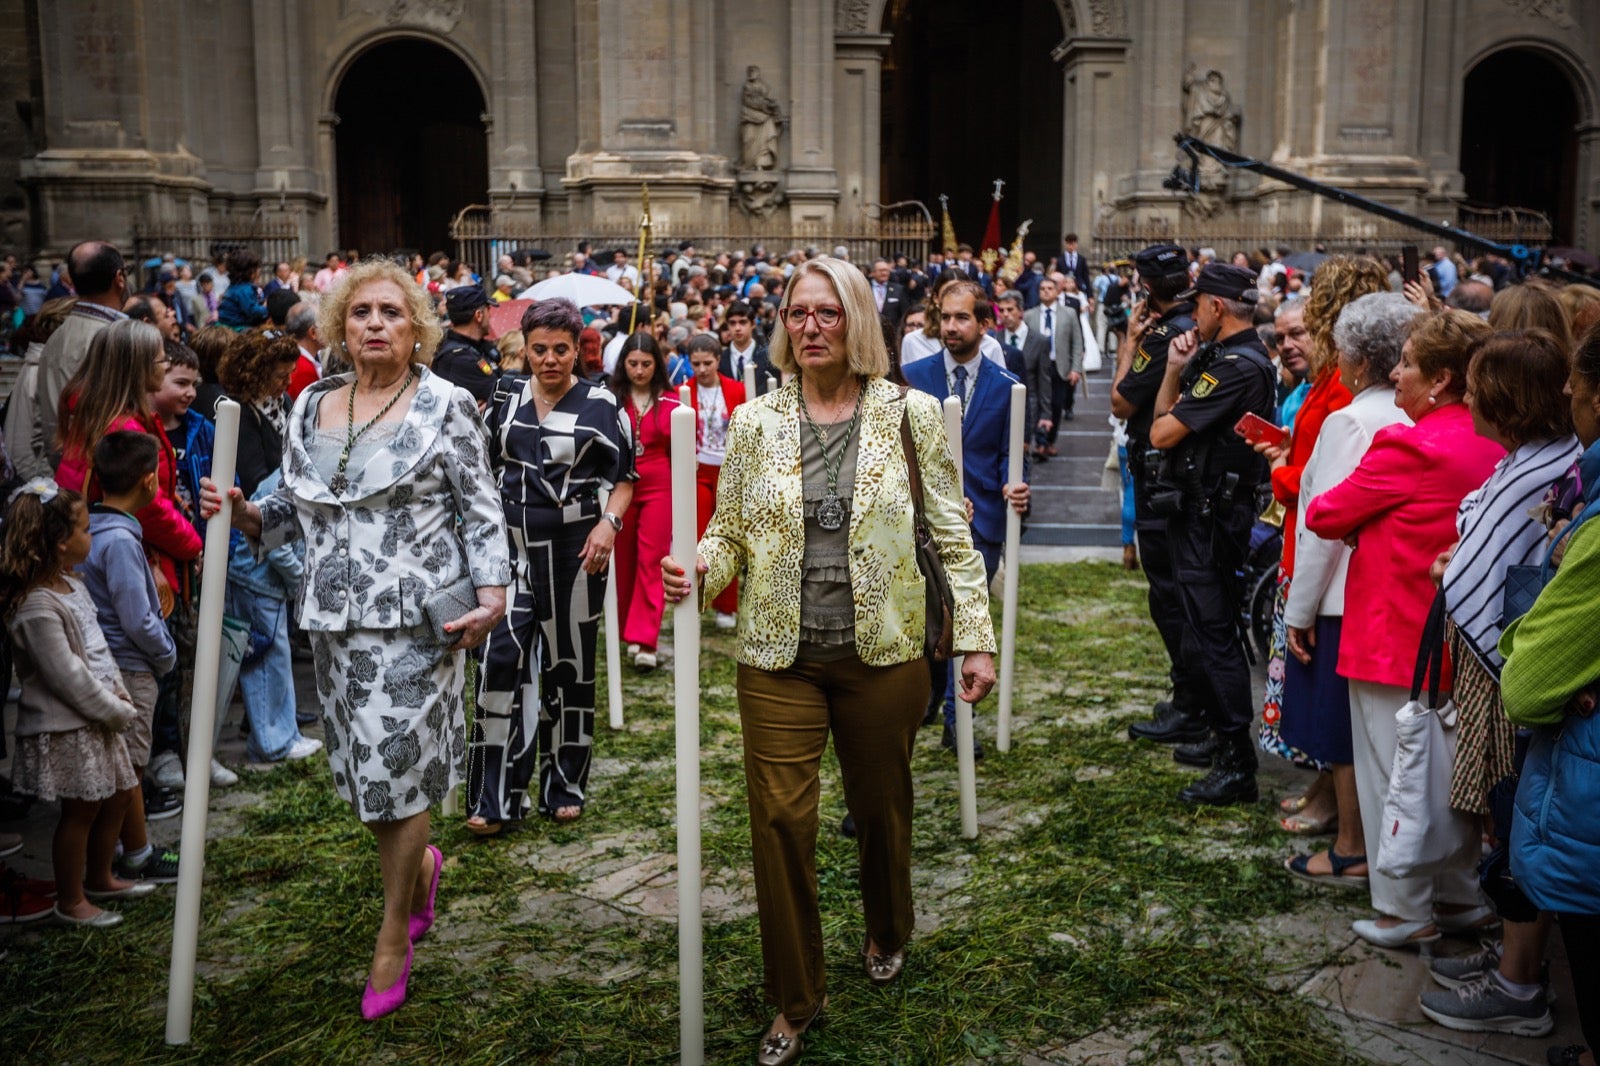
980, 197, 1002, 261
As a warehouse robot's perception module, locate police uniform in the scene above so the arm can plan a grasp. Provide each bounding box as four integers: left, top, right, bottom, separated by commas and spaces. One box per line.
1116, 245, 1204, 743
432, 285, 501, 405
1157, 264, 1276, 805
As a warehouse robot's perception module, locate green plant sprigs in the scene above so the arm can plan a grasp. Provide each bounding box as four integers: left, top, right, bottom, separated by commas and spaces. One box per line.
0, 563, 1366, 1064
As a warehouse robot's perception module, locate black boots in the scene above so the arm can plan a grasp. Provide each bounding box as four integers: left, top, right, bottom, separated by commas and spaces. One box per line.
1178, 732, 1259, 807
1128, 700, 1210, 745
1172, 735, 1217, 767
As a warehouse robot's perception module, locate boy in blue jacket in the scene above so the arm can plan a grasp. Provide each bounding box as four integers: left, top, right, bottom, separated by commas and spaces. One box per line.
79, 431, 180, 884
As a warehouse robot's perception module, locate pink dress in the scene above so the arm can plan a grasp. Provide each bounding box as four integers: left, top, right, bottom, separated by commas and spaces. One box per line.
613, 393, 679, 650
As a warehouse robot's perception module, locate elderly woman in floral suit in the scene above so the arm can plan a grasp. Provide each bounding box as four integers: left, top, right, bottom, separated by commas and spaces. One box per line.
204, 259, 509, 1021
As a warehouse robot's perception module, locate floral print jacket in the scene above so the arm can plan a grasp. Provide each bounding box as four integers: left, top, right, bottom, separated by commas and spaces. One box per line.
700, 376, 994, 670
260, 367, 512, 633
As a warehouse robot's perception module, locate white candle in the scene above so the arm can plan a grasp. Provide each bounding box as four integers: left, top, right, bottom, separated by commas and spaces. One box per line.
679, 383, 692, 409
741, 360, 757, 400
602, 486, 623, 729
942, 395, 979, 840
669, 402, 704, 1063
997, 383, 1026, 752
165, 399, 240, 1044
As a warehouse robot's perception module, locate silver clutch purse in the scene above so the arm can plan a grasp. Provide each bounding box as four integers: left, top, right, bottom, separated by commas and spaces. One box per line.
423, 576, 479, 646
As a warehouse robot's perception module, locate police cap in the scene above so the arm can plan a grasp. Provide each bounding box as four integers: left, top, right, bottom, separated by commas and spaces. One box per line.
445, 286, 490, 315
1178, 263, 1260, 304
1134, 244, 1188, 279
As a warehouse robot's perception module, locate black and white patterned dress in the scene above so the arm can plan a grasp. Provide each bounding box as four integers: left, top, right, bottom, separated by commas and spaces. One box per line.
468, 376, 636, 821
260, 369, 511, 823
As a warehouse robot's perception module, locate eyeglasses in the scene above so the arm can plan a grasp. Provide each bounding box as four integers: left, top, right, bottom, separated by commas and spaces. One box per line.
782, 305, 844, 331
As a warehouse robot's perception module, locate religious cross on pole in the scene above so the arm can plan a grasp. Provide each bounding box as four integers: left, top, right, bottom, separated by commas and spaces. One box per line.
991, 178, 1006, 201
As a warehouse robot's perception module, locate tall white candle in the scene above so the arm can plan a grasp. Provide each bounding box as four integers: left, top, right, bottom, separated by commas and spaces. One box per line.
165, 399, 240, 1044
669, 402, 704, 1063
602, 486, 623, 729
741, 360, 757, 400
942, 395, 979, 840
997, 382, 1026, 752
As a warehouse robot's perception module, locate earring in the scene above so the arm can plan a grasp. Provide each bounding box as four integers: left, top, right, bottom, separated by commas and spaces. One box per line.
1427, 394, 1437, 404
341, 340, 349, 353
413, 342, 421, 353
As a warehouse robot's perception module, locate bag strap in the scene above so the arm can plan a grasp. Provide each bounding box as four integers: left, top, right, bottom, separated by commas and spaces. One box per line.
896, 387, 928, 526
1410, 590, 1448, 708
1541, 494, 1600, 580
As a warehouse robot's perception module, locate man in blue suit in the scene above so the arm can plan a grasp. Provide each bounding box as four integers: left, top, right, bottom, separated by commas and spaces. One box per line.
903, 278, 1031, 757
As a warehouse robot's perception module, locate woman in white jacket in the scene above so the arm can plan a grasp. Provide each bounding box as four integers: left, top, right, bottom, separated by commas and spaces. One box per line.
1281, 293, 1420, 886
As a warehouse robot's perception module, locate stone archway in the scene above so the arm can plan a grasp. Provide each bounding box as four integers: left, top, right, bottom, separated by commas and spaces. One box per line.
330, 37, 489, 256
1461, 46, 1584, 244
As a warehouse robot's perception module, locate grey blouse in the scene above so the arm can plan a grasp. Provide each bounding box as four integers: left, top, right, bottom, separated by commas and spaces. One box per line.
797, 416, 858, 660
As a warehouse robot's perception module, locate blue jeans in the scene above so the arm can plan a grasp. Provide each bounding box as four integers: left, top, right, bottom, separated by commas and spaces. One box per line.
937, 538, 1001, 729
1118, 444, 1136, 546
225, 584, 301, 762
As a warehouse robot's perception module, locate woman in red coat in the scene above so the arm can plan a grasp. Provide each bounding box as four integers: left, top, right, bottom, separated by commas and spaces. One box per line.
685, 334, 745, 626
609, 334, 680, 668
1304, 310, 1504, 949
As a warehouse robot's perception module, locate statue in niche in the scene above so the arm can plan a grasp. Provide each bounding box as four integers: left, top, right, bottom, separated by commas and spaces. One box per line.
1182, 65, 1242, 218
738, 177, 783, 220
739, 66, 785, 172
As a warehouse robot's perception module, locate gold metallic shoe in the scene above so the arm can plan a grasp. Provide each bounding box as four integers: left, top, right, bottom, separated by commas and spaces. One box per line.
756, 999, 825, 1065
862, 937, 905, 987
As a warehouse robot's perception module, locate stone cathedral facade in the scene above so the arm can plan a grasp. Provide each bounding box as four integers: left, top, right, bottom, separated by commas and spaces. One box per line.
3, 0, 1596, 261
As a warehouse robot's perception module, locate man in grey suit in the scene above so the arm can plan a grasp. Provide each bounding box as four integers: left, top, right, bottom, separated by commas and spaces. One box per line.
1022, 275, 1084, 455
994, 292, 1052, 458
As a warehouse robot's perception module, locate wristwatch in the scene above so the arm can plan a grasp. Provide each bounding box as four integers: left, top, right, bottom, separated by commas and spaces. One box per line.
602, 511, 623, 532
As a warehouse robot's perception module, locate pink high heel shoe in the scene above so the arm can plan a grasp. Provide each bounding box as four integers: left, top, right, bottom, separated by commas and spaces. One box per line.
408, 844, 442, 942
361, 941, 414, 1021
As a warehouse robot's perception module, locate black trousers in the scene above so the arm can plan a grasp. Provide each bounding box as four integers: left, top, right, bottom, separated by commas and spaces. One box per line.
1167, 502, 1255, 737
1557, 912, 1600, 1053
1132, 472, 1199, 715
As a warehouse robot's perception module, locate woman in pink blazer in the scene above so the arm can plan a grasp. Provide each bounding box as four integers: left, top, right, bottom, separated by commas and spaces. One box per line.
1304, 310, 1505, 950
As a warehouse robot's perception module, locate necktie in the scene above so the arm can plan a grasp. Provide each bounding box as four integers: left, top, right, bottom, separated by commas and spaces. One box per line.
1044, 307, 1054, 351
1007, 331, 1016, 347
953, 364, 969, 408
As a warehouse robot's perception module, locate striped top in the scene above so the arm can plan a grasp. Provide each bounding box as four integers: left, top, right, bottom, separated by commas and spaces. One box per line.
1442, 435, 1580, 673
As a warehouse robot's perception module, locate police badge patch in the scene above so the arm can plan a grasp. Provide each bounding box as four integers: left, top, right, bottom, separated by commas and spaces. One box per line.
1192, 372, 1218, 398
1132, 346, 1151, 373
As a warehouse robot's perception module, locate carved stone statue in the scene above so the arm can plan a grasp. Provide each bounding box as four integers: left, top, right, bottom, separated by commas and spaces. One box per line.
739, 65, 784, 172
1182, 64, 1242, 217
738, 176, 783, 220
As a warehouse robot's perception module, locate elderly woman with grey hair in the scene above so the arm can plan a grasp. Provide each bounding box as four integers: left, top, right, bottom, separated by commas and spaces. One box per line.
1280, 292, 1422, 890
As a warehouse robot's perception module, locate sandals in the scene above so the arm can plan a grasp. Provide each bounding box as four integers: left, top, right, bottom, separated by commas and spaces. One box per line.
465, 816, 502, 837
1285, 849, 1369, 890
1435, 903, 1500, 935
552, 805, 583, 824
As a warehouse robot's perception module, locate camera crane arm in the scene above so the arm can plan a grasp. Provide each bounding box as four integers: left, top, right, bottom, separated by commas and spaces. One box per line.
1162, 133, 1589, 285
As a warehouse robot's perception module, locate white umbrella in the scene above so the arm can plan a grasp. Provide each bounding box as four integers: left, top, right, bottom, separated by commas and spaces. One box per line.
522, 273, 636, 308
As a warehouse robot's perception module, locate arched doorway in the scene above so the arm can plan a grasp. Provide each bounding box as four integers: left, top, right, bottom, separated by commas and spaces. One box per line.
334, 39, 488, 256
879, 0, 1066, 252
1460, 49, 1580, 244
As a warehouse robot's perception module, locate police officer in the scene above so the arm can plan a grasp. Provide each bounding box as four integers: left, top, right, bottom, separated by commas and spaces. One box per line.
1111, 246, 1208, 750
1146, 263, 1276, 806
432, 285, 500, 407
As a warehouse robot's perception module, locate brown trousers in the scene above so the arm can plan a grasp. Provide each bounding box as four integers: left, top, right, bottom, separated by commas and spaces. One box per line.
736, 652, 930, 1021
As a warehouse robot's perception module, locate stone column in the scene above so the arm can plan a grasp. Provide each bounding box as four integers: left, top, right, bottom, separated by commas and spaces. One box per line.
487, 0, 545, 226
250, 0, 324, 248
563, 0, 732, 233
1577, 123, 1600, 251
1057, 35, 1131, 243
785, 0, 839, 225
832, 31, 891, 224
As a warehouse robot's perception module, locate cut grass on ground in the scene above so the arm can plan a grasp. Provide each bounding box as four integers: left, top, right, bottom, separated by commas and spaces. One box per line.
0, 562, 1365, 1065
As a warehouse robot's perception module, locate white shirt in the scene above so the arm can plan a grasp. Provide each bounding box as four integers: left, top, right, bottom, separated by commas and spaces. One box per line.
998, 321, 1030, 350
606, 263, 641, 288
728, 340, 756, 377
901, 330, 1006, 368
298, 344, 322, 376
602, 331, 628, 374
941, 349, 983, 409
872, 280, 888, 311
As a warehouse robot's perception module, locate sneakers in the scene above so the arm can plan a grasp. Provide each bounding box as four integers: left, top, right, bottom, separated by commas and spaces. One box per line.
1431, 944, 1502, 989
0, 867, 54, 924
148, 750, 184, 790
246, 734, 323, 770
142, 782, 183, 821
714, 612, 737, 630
1419, 972, 1554, 1037
116, 847, 180, 885
210, 759, 239, 788
633, 650, 658, 670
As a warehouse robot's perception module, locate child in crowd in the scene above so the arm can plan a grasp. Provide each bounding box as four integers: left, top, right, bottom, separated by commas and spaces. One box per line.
78, 432, 180, 885
226, 468, 320, 767
147, 340, 238, 789
2, 482, 151, 927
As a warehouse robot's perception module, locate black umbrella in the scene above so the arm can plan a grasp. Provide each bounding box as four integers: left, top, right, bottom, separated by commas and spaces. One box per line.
1281, 251, 1328, 274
